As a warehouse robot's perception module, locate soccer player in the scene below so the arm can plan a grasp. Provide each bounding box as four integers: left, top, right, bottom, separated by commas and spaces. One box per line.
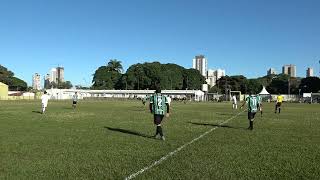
275, 93, 284, 114
149, 87, 170, 141
72, 92, 78, 109
241, 93, 258, 130
257, 94, 263, 117
41, 91, 50, 114
167, 96, 172, 106
142, 95, 148, 106
232, 95, 238, 109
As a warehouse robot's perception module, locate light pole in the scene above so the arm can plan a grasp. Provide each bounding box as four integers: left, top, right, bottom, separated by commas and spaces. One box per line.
288, 78, 290, 95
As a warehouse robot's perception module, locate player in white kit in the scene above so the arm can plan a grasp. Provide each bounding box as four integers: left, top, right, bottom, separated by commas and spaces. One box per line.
232, 95, 238, 109
41, 91, 50, 114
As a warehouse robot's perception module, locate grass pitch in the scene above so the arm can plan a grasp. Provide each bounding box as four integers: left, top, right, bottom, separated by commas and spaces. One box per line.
0, 100, 319, 179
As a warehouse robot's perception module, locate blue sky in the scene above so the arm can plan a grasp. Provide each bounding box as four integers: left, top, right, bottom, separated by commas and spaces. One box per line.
0, 0, 319, 87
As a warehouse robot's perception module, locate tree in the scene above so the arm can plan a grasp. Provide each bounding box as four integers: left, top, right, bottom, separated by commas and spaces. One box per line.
0, 64, 27, 91
182, 69, 206, 90
93, 61, 205, 90
58, 81, 73, 89
216, 75, 248, 94
92, 60, 123, 90
107, 59, 123, 73
299, 77, 320, 93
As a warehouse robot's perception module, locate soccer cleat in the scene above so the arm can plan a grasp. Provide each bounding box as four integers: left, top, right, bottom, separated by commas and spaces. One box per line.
161, 136, 166, 141
154, 134, 160, 139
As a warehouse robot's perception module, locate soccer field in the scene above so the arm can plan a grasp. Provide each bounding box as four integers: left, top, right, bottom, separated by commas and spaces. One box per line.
0, 100, 319, 179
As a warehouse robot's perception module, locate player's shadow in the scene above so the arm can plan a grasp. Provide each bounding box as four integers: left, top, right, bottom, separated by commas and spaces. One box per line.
188, 122, 244, 129
32, 110, 42, 114
104, 127, 154, 139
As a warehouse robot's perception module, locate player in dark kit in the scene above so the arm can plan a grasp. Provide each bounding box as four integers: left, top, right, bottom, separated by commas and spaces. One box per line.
241, 93, 258, 130
72, 92, 78, 109
149, 87, 170, 141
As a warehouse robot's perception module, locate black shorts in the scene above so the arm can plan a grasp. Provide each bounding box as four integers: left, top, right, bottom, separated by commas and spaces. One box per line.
73, 101, 77, 105
276, 102, 282, 107
248, 112, 256, 120
154, 115, 164, 125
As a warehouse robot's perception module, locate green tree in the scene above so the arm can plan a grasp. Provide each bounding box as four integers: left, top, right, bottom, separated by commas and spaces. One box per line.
58, 81, 73, 89
299, 77, 320, 93
107, 59, 123, 73
183, 69, 206, 90
0, 64, 27, 91
92, 60, 123, 90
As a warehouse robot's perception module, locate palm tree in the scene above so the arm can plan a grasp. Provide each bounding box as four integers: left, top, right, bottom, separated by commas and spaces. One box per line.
107, 59, 123, 73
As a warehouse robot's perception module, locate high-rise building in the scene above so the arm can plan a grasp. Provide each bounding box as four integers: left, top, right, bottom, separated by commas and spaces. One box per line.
44, 74, 50, 88
32, 73, 41, 90
49, 67, 65, 84
206, 69, 225, 87
306, 67, 314, 77
57, 67, 65, 83
267, 68, 276, 75
282, 64, 296, 77
50, 68, 58, 83
192, 55, 207, 77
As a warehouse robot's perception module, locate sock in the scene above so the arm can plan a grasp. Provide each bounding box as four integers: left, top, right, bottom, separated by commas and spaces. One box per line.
155, 126, 159, 136
261, 111, 263, 117
279, 108, 281, 114
158, 126, 163, 137
250, 121, 254, 130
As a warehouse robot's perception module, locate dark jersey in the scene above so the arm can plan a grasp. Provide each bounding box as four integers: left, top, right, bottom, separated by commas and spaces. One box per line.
246, 96, 258, 113
150, 93, 169, 115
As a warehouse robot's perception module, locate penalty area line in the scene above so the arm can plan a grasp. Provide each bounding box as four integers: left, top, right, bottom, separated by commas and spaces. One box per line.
125, 110, 245, 180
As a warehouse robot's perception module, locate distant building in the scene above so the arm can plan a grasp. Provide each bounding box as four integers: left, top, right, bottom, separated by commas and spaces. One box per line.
44, 74, 50, 88
49, 67, 65, 84
57, 67, 65, 83
306, 67, 314, 77
50, 68, 58, 83
206, 69, 225, 87
267, 68, 276, 76
192, 55, 207, 77
32, 73, 41, 90
282, 64, 296, 77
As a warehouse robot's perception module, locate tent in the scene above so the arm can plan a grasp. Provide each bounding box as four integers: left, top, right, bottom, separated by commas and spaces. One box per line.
259, 86, 270, 95
0, 82, 9, 97
258, 86, 272, 102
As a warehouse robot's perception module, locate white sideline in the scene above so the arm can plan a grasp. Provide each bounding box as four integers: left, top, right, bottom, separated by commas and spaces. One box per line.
125, 110, 245, 180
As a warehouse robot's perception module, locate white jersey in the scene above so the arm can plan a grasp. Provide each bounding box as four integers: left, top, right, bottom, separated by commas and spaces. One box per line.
167, 96, 172, 106
41, 94, 49, 107
232, 96, 237, 104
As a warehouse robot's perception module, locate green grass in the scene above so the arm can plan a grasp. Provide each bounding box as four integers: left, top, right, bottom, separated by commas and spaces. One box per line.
0, 100, 319, 179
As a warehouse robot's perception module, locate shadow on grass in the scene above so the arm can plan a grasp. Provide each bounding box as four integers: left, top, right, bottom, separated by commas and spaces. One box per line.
104, 127, 155, 139
32, 110, 42, 114
188, 122, 245, 130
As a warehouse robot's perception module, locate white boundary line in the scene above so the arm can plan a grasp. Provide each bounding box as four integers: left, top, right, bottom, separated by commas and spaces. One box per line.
125, 110, 245, 180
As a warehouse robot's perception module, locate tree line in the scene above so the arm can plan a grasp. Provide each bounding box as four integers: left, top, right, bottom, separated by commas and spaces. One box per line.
213, 74, 320, 94
92, 60, 206, 90
0, 65, 27, 91
92, 60, 320, 94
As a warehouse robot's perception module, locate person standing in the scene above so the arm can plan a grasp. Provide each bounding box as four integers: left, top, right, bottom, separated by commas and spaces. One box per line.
72, 92, 78, 109
275, 94, 284, 114
41, 91, 50, 114
149, 87, 170, 141
241, 93, 258, 130
232, 95, 238, 109
257, 94, 263, 117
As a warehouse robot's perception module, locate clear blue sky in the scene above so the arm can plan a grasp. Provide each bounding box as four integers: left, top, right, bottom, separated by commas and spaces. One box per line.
0, 0, 319, 87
